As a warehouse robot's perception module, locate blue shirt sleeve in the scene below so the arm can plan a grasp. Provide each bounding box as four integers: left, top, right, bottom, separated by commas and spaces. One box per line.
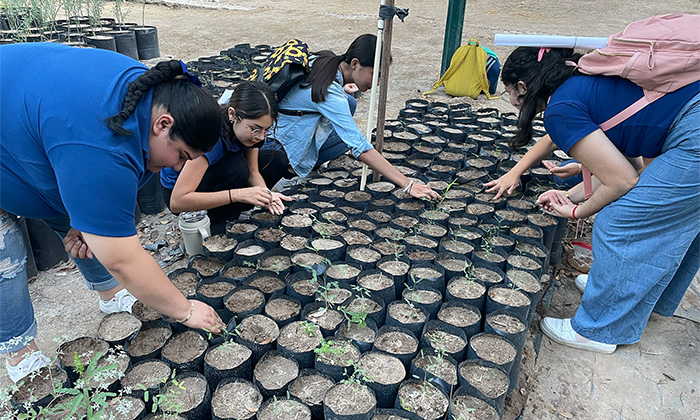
543, 100, 600, 154
317, 82, 374, 158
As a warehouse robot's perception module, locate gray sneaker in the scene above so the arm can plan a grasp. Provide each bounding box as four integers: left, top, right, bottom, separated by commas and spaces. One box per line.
6, 351, 52, 383
575, 274, 588, 293
99, 289, 137, 314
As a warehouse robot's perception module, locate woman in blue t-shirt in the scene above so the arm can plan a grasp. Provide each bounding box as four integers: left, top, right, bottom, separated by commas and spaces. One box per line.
501, 46, 699, 354
0, 44, 225, 383
267, 34, 440, 201
162, 81, 291, 235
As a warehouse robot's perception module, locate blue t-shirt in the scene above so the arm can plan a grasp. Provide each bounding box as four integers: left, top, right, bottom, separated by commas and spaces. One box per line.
160, 132, 243, 190
544, 75, 700, 157
0, 43, 153, 237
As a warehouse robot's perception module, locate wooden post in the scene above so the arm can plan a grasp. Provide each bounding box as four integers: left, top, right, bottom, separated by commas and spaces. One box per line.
372, 0, 395, 182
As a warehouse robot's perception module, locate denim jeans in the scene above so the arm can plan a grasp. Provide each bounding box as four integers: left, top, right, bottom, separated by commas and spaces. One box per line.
314, 93, 357, 168
571, 93, 700, 345
0, 212, 118, 353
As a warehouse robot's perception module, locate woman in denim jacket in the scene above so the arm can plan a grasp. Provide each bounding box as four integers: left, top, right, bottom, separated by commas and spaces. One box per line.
267, 34, 440, 201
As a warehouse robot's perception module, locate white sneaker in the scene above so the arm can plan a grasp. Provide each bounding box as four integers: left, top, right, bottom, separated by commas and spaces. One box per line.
99, 289, 137, 314
6, 351, 51, 383
540, 317, 616, 354
575, 274, 588, 293
272, 176, 302, 193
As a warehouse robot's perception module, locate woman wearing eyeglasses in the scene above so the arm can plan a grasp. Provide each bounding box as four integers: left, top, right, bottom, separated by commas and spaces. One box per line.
161, 81, 291, 234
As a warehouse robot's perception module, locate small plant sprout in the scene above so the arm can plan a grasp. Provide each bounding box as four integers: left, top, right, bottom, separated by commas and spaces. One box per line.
296, 321, 319, 338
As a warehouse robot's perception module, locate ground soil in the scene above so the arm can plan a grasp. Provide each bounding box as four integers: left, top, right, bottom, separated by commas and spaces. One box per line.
248, 275, 285, 294
58, 337, 110, 368
100, 396, 146, 420
338, 322, 377, 344
164, 375, 207, 413
255, 227, 286, 243
460, 363, 510, 400
471, 334, 517, 366
305, 307, 344, 331
425, 329, 466, 354
507, 270, 541, 294
341, 229, 373, 245
191, 257, 223, 277
278, 321, 322, 353
324, 382, 376, 415
291, 252, 326, 267
438, 305, 480, 329
282, 214, 313, 229
205, 341, 252, 370
211, 379, 262, 419
127, 327, 172, 357
198, 280, 236, 298
508, 254, 542, 271
404, 289, 441, 305
316, 340, 360, 367
289, 278, 317, 298
170, 271, 199, 296
374, 330, 418, 355
121, 359, 172, 390
202, 234, 237, 252
358, 272, 393, 292
451, 395, 500, 420
472, 267, 504, 285
348, 246, 381, 264
408, 249, 435, 261
327, 263, 361, 279
11, 366, 68, 406
348, 219, 376, 232
488, 314, 526, 335
378, 260, 409, 276
254, 354, 298, 391
238, 314, 280, 345
222, 265, 256, 279
289, 374, 335, 408
358, 352, 405, 385
397, 381, 449, 420
131, 301, 163, 323
447, 278, 485, 301
225, 288, 265, 313
227, 222, 257, 236
489, 287, 531, 308
388, 301, 427, 325
257, 399, 311, 420
280, 234, 309, 252
161, 330, 208, 364
97, 312, 142, 342
265, 297, 301, 321
236, 243, 265, 257
86, 350, 131, 389
346, 297, 382, 315
413, 353, 458, 387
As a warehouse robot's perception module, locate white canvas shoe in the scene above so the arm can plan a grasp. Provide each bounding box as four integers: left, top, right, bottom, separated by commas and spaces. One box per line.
6, 351, 51, 383
575, 274, 589, 293
540, 317, 616, 354
99, 288, 137, 314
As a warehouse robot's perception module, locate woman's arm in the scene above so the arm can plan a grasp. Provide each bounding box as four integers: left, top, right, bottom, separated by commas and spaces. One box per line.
170, 154, 273, 212
484, 135, 558, 199
538, 129, 639, 219
83, 233, 222, 331
358, 149, 441, 200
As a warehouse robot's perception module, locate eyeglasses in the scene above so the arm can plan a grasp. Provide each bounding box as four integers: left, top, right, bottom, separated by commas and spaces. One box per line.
236, 116, 270, 137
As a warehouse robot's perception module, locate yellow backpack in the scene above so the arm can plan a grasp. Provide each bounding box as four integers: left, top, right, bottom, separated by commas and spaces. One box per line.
425, 39, 494, 98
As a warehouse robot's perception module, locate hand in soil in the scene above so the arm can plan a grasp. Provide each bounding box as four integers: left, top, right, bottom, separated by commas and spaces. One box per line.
410, 183, 441, 201
183, 299, 224, 333
265, 191, 292, 215
484, 170, 521, 200
63, 228, 94, 259
238, 186, 274, 207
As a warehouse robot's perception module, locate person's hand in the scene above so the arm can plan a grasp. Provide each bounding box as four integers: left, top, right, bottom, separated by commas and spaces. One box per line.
536, 189, 574, 216
484, 171, 521, 200
265, 192, 292, 215
543, 161, 581, 179
63, 228, 94, 259
237, 186, 273, 207
409, 183, 441, 201
182, 300, 224, 333
344, 83, 359, 94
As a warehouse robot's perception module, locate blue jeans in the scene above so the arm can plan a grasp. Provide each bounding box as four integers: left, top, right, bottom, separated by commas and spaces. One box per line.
0, 213, 118, 353
314, 93, 357, 168
571, 93, 700, 345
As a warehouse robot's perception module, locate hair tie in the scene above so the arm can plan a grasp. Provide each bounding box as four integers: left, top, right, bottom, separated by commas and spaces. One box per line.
537, 47, 551, 62
564, 60, 579, 68
178, 60, 202, 87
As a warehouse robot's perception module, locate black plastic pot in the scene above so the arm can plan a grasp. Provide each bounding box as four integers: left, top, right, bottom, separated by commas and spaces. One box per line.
203, 340, 253, 389
506, 252, 543, 279
195, 277, 238, 310
288, 369, 335, 419
448, 224, 483, 247
235, 314, 280, 366
437, 300, 482, 340
485, 285, 530, 324
435, 251, 470, 280
402, 285, 443, 320
334, 318, 378, 354
160, 329, 208, 374
457, 358, 509, 416
514, 239, 550, 274
404, 244, 437, 264
346, 244, 383, 269
120, 359, 172, 412
420, 319, 468, 361
314, 338, 360, 382
357, 269, 396, 306
97, 312, 141, 348
108, 29, 138, 59
222, 284, 266, 323
188, 254, 224, 281
372, 325, 419, 371
483, 310, 527, 393
407, 262, 446, 294
243, 270, 286, 300
133, 26, 160, 59
232, 238, 267, 266
308, 236, 347, 263
471, 247, 508, 272
202, 234, 238, 262
384, 300, 429, 339
211, 377, 262, 420
357, 351, 405, 408
410, 347, 459, 397
394, 379, 449, 420
83, 33, 116, 51
466, 333, 517, 379
9, 366, 70, 415
57, 337, 110, 385
302, 302, 345, 337
253, 350, 300, 399
373, 408, 422, 420
225, 219, 259, 241
445, 276, 487, 314
323, 382, 377, 420
254, 226, 287, 250
448, 385, 501, 420
285, 271, 318, 307
124, 319, 172, 364
377, 255, 411, 297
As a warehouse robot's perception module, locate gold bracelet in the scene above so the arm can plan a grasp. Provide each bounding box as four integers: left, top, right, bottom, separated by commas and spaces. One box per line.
176, 302, 195, 324
565, 190, 570, 199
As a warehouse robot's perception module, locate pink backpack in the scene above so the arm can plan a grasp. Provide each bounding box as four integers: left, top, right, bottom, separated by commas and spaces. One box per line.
575, 13, 700, 199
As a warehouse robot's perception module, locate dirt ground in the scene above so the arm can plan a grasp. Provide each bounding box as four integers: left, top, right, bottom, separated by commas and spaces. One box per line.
2, 0, 700, 419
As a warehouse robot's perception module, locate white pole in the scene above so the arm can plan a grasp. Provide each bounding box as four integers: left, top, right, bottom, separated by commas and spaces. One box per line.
494, 34, 608, 49
359, 0, 387, 191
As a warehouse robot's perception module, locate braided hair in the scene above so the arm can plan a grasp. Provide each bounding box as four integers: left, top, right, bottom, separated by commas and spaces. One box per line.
501, 47, 582, 150
306, 34, 378, 103
106, 60, 221, 153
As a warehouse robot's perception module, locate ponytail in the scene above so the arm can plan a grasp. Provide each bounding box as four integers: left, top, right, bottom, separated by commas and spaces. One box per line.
501, 47, 582, 150
306, 34, 378, 103
107, 60, 221, 153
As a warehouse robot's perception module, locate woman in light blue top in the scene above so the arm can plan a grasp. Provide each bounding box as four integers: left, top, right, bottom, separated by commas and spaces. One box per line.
268, 34, 439, 201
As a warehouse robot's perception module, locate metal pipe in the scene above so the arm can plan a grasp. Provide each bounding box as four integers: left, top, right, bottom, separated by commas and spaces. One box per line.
494, 34, 608, 49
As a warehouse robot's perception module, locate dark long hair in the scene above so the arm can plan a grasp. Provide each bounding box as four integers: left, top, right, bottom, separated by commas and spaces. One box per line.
501, 47, 582, 150
222, 81, 278, 147
306, 34, 378, 103
107, 60, 221, 153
